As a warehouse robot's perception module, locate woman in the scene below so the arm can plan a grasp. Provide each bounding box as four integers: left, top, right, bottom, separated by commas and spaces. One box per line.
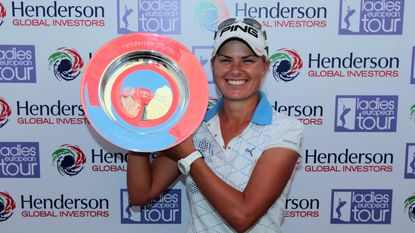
127, 17, 304, 233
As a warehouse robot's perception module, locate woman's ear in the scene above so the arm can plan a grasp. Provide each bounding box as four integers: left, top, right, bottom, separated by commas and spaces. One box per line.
211, 56, 216, 66
263, 59, 271, 76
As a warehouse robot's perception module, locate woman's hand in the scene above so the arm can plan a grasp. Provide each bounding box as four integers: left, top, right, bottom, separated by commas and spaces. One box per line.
163, 135, 196, 161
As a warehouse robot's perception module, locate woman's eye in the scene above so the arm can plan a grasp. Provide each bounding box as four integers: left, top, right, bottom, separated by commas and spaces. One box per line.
220, 59, 231, 63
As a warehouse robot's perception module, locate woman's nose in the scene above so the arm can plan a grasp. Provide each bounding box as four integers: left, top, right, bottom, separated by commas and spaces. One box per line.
230, 61, 242, 76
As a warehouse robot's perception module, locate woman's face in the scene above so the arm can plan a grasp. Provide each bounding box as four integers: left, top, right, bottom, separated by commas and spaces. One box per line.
211, 39, 269, 102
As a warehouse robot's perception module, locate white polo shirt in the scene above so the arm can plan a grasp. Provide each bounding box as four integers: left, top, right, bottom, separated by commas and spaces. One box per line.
185, 92, 304, 233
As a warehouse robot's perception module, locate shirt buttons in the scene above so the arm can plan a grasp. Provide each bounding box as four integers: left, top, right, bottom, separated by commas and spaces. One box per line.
214, 133, 217, 137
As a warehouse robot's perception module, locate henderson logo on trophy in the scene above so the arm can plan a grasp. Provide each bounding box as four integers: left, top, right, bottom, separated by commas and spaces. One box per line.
80, 33, 209, 152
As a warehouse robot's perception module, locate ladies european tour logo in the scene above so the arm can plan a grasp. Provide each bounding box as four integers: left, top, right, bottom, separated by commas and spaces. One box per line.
0, 142, 40, 178
117, 0, 181, 34
339, 0, 404, 35
405, 143, 415, 179
0, 45, 37, 83
331, 189, 392, 224
120, 189, 181, 224
334, 95, 398, 132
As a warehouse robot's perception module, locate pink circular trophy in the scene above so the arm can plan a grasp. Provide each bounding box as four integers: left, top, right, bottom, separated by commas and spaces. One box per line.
80, 33, 209, 152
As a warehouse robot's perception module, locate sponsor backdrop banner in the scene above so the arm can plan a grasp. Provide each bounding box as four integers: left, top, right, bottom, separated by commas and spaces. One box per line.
0, 0, 413, 232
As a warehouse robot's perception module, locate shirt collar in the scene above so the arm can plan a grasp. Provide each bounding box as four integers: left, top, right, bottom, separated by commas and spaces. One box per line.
204, 91, 273, 125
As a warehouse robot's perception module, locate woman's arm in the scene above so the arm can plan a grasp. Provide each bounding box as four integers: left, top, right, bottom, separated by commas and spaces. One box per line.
188, 147, 298, 232
127, 151, 181, 205
160, 134, 299, 232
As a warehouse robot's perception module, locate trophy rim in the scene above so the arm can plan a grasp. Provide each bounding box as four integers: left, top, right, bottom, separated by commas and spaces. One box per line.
80, 33, 209, 152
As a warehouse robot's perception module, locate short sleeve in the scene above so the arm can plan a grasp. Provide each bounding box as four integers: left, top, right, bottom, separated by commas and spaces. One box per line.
263, 118, 304, 156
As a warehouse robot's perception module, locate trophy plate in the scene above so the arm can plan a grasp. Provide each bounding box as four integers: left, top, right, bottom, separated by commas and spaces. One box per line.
80, 33, 208, 152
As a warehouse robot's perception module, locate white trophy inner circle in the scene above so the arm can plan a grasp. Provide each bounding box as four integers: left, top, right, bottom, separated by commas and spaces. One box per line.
98, 50, 190, 134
